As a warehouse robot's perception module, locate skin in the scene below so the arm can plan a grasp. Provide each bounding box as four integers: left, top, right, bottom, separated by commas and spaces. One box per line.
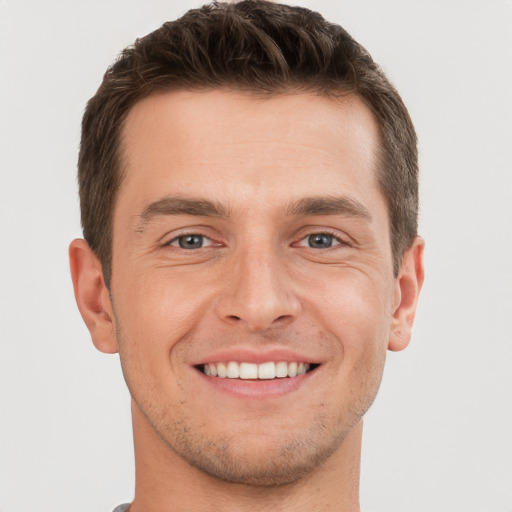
70, 90, 424, 511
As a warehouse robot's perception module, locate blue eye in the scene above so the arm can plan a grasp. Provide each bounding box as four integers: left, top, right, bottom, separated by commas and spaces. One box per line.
295, 232, 345, 249
307, 234, 335, 248
170, 234, 209, 249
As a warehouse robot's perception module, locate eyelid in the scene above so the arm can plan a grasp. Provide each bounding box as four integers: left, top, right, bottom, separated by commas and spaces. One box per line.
293, 228, 351, 248
160, 227, 222, 248
159, 226, 351, 249
295, 235, 341, 248
166, 234, 215, 248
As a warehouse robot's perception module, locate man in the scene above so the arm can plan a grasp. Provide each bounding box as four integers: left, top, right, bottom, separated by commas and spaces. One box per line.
69, 1, 424, 510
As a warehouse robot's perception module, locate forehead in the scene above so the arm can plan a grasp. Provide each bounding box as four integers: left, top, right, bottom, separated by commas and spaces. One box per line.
118, 89, 382, 216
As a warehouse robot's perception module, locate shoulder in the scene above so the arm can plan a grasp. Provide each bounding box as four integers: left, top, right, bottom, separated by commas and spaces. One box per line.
112, 505, 130, 512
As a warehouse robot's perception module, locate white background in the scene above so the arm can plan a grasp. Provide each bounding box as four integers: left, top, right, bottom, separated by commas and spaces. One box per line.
0, 1, 510, 511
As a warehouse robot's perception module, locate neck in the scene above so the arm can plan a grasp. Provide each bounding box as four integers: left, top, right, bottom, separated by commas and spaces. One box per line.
129, 401, 362, 512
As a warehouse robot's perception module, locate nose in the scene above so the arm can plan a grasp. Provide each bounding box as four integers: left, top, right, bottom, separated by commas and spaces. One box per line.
215, 246, 301, 331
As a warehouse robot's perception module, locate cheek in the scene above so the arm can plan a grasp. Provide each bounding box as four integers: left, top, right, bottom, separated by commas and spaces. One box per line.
321, 282, 390, 416
320, 269, 393, 327
110, 272, 209, 390
314, 271, 393, 370
113, 268, 209, 340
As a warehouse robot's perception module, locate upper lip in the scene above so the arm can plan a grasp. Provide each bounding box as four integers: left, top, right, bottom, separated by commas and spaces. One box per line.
191, 347, 323, 366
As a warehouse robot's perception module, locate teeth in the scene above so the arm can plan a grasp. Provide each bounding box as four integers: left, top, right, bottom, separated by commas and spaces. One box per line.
258, 362, 275, 379
240, 362, 258, 379
217, 362, 227, 378
202, 361, 312, 379
276, 361, 288, 378
227, 361, 239, 378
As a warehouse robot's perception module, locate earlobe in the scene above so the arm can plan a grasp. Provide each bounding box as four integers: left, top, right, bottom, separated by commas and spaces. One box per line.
69, 239, 118, 354
388, 236, 425, 352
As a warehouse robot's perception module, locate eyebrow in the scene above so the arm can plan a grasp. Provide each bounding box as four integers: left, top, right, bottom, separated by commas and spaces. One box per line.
139, 197, 229, 225
286, 196, 372, 221
136, 194, 372, 231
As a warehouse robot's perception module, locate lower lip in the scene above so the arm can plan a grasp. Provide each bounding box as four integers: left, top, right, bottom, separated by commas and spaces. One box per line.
196, 368, 316, 398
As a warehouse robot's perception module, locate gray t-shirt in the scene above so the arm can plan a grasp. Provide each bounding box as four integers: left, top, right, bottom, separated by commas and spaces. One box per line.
112, 505, 130, 512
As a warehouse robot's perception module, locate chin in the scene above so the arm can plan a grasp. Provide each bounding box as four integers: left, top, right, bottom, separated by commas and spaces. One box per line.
154, 410, 357, 488
176, 438, 340, 487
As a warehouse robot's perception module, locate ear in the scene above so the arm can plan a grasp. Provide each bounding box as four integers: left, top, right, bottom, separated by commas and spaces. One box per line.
69, 239, 118, 354
388, 236, 425, 352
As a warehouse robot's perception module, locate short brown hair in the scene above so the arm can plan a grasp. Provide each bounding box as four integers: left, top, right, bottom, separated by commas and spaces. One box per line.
78, 0, 418, 287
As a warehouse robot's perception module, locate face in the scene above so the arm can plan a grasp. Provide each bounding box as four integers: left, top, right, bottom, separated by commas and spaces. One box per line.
110, 90, 400, 485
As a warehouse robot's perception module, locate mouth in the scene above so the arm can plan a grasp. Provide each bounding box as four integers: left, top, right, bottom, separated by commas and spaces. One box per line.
196, 361, 320, 380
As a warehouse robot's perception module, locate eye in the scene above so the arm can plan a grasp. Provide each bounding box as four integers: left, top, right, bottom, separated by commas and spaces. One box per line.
307, 234, 336, 248
167, 234, 213, 249
296, 233, 343, 249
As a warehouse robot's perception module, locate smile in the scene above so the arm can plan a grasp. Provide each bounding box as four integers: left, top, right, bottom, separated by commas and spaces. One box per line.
200, 361, 317, 380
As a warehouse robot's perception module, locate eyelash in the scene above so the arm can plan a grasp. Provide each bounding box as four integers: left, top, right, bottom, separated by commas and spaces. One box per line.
164, 230, 350, 250
165, 233, 217, 249
295, 232, 349, 249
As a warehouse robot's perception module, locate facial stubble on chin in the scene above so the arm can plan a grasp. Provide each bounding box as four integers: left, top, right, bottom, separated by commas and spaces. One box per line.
114, 321, 386, 488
